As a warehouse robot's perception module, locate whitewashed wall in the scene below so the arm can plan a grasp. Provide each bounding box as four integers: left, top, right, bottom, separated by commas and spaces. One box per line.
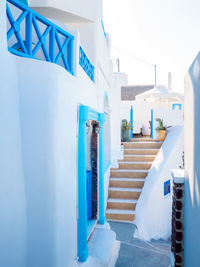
184, 52, 200, 267
0, 1, 26, 266
1, 1, 124, 266
120, 101, 183, 136
153, 107, 184, 140
110, 73, 128, 157
135, 126, 184, 241
29, 0, 102, 23
120, 101, 155, 135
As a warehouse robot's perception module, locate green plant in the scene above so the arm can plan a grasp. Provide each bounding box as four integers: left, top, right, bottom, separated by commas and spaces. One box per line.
155, 118, 168, 132
121, 120, 133, 131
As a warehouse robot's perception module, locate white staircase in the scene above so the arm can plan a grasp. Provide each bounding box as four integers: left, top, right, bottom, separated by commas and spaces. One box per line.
106, 138, 163, 222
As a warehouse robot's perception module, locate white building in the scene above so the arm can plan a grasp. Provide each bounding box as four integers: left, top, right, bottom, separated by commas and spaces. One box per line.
0, 0, 127, 266
184, 52, 200, 267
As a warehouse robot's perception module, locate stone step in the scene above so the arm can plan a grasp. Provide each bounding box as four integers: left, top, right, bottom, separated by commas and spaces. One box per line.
124, 148, 159, 155
106, 209, 135, 221
110, 169, 148, 178
130, 138, 159, 142
109, 177, 145, 188
123, 154, 156, 162
108, 187, 142, 199
117, 161, 152, 170
123, 142, 162, 149
107, 198, 137, 210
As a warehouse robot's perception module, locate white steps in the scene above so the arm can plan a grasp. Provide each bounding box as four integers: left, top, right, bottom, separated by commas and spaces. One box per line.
124, 148, 159, 155
110, 169, 148, 178
106, 209, 135, 214
107, 198, 137, 210
109, 187, 142, 192
107, 198, 138, 203
106, 209, 135, 221
106, 138, 161, 222
110, 178, 145, 182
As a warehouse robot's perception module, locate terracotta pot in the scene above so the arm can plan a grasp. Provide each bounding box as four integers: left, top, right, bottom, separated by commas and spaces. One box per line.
158, 130, 167, 141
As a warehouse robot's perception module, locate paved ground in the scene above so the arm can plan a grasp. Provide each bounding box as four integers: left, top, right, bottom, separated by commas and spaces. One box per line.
109, 221, 170, 267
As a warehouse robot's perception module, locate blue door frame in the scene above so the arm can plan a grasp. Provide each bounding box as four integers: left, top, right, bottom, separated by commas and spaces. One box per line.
78, 105, 106, 262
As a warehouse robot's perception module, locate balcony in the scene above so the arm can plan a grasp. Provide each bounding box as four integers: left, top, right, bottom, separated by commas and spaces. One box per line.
6, 0, 74, 75
6, 0, 96, 82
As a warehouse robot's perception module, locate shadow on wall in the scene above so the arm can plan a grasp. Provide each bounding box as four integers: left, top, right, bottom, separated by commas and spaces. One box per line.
184, 53, 200, 267
134, 126, 184, 241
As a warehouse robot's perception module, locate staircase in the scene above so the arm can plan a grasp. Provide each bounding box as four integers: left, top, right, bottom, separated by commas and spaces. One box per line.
106, 138, 163, 222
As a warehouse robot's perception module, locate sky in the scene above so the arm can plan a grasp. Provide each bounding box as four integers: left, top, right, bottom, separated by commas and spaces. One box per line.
103, 0, 200, 92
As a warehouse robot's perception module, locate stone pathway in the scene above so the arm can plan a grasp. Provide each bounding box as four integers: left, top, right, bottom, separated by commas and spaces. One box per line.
109, 221, 170, 267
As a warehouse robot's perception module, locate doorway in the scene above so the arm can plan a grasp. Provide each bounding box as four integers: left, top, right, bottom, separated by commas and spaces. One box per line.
86, 121, 99, 238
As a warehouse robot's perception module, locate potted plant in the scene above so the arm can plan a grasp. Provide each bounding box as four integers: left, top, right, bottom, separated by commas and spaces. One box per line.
121, 120, 133, 142
155, 118, 169, 141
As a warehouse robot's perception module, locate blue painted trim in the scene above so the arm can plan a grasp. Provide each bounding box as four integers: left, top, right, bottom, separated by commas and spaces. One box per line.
151, 109, 153, 139
172, 103, 182, 110
101, 19, 106, 37
78, 106, 89, 262
164, 180, 171, 196
79, 46, 95, 82
19, 0, 28, 5
6, 0, 74, 75
78, 105, 106, 262
89, 109, 98, 121
130, 105, 133, 138
98, 113, 106, 225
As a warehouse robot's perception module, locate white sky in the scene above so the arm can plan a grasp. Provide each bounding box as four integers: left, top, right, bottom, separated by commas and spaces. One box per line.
103, 0, 200, 92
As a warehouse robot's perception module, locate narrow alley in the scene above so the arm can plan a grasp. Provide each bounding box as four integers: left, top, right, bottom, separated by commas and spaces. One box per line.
109, 222, 170, 267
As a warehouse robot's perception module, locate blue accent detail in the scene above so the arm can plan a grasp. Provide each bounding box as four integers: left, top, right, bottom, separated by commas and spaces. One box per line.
98, 113, 106, 225
86, 171, 92, 221
130, 105, 133, 138
78, 106, 106, 262
101, 20, 106, 37
151, 109, 153, 139
78, 106, 89, 262
6, 0, 74, 75
19, 0, 28, 5
172, 103, 182, 110
164, 180, 171, 196
79, 46, 95, 82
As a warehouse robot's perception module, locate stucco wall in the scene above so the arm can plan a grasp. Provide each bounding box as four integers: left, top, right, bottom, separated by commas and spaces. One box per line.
29, 0, 102, 23
135, 126, 184, 241
110, 73, 128, 153
184, 52, 200, 267
16, 57, 78, 267
153, 107, 184, 140
120, 101, 183, 136
0, 1, 26, 266
1, 1, 124, 265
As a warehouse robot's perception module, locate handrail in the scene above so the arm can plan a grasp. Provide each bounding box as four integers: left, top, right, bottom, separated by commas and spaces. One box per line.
6, 0, 74, 75
79, 46, 95, 82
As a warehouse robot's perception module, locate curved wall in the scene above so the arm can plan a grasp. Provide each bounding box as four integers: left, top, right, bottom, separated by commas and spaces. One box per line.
134, 126, 184, 241
0, 1, 26, 266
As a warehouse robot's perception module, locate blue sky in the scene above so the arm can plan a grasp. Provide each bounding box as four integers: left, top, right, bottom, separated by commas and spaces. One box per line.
103, 0, 200, 92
